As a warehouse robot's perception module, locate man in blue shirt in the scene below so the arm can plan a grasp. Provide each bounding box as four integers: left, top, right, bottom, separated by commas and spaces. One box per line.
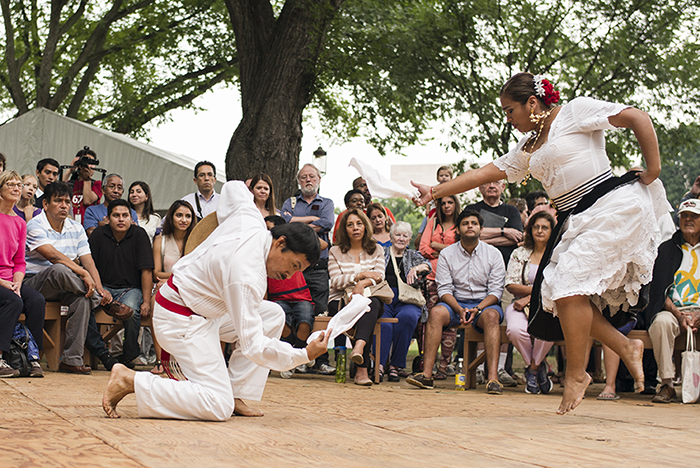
84, 174, 138, 237
281, 164, 335, 374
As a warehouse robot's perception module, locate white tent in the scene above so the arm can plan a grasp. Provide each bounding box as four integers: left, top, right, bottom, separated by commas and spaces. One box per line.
0, 108, 223, 211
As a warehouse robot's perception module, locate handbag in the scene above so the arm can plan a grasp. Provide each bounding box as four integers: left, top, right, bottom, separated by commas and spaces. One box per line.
7, 324, 32, 377
681, 325, 700, 404
343, 281, 394, 306
390, 250, 426, 307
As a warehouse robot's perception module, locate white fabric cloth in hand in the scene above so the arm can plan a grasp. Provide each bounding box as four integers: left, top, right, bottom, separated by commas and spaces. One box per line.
349, 157, 418, 200
306, 294, 371, 344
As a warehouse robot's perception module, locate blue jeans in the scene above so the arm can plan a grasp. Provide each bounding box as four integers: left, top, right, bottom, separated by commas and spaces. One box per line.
380, 287, 421, 368
440, 299, 503, 333
277, 301, 315, 331
91, 287, 143, 364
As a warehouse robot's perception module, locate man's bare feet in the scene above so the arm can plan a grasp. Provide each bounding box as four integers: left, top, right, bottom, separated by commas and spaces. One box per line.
103, 364, 136, 419
622, 338, 645, 393
557, 372, 592, 415
233, 398, 264, 417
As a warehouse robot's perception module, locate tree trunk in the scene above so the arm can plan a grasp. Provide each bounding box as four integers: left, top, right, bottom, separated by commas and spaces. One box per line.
223, 0, 342, 202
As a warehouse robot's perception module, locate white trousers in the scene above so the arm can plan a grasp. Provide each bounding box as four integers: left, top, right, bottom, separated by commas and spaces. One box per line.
133, 301, 285, 421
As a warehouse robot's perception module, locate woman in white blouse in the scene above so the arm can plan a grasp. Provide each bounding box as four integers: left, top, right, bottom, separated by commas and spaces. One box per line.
413, 72, 666, 414
328, 209, 385, 386
128, 181, 161, 244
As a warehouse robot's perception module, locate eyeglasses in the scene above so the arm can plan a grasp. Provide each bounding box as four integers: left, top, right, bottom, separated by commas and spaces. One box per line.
532, 225, 551, 231
4, 182, 22, 189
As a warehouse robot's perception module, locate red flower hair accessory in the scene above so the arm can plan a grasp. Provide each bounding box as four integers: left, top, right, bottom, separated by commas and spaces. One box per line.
533, 75, 560, 106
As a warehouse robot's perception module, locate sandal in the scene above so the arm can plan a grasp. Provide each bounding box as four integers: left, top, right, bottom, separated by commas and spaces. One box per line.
433, 370, 447, 380
397, 367, 410, 378
388, 367, 400, 382
151, 360, 164, 375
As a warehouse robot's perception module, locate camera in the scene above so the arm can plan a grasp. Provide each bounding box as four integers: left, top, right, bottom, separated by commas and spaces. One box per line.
75, 146, 99, 168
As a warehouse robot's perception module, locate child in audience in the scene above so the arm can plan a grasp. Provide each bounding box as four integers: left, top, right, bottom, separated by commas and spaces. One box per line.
13, 174, 42, 222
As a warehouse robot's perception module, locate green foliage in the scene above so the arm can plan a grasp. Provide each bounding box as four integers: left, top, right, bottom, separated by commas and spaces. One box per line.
317, 0, 700, 196
0, 0, 237, 136
658, 123, 700, 209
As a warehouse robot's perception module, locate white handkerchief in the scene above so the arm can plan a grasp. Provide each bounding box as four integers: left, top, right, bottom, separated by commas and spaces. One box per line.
306, 295, 371, 344
349, 157, 418, 200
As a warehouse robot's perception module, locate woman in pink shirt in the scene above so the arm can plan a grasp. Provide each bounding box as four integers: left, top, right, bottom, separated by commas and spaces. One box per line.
0, 171, 45, 378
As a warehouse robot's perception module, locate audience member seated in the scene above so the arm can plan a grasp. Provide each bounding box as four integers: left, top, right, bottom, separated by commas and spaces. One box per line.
380, 221, 430, 382
13, 174, 42, 222
150, 200, 197, 374
507, 197, 529, 228
366, 202, 393, 249
504, 211, 556, 394
25, 181, 113, 373
0, 152, 5, 172
89, 199, 154, 367
329, 209, 386, 386
352, 177, 396, 223
0, 171, 45, 378
182, 160, 219, 221
332, 189, 365, 243
419, 194, 460, 379
466, 180, 523, 265
128, 181, 161, 243
84, 174, 138, 237
408, 209, 506, 393
524, 190, 550, 213
249, 173, 278, 218
414, 165, 454, 250
34, 158, 60, 209
64, 147, 101, 225
645, 198, 700, 403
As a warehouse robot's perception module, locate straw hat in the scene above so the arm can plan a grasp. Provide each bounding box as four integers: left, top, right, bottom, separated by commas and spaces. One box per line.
184, 212, 219, 255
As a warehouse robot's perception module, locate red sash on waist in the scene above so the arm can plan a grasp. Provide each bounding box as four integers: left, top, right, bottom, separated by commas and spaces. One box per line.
155, 276, 196, 317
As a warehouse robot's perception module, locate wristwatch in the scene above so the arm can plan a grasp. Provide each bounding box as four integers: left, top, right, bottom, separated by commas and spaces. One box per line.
475, 306, 483, 313
500, 227, 504, 236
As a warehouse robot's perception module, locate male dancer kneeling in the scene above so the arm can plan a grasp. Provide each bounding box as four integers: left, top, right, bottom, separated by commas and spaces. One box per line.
103, 181, 331, 421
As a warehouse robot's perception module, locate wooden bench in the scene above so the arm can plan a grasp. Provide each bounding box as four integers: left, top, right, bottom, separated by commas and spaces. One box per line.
19, 301, 63, 371
86, 309, 152, 369
313, 316, 399, 383
460, 324, 695, 389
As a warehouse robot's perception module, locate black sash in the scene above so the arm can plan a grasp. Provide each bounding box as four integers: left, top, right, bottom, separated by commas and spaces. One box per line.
527, 170, 642, 341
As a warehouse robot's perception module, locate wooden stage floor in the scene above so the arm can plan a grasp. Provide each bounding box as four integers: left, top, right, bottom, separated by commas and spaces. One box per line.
1, 369, 699, 467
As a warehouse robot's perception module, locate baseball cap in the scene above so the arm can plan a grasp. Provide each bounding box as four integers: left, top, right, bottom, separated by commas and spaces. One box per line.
678, 198, 700, 215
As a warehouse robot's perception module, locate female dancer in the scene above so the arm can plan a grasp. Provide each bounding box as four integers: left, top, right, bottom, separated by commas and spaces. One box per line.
413, 72, 666, 414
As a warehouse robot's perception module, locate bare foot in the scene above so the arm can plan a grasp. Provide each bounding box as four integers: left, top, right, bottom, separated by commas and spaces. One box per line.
622, 338, 645, 393
557, 372, 592, 415
102, 364, 136, 419
233, 398, 264, 417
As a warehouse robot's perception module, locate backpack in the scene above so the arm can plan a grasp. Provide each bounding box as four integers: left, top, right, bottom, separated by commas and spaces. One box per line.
7, 324, 39, 377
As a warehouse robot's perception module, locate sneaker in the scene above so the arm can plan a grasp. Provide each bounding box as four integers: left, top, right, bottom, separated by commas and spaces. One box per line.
306, 359, 316, 368
317, 363, 336, 375
486, 379, 503, 395
537, 361, 553, 394
445, 364, 456, 376
498, 368, 517, 387
651, 384, 677, 403
280, 369, 294, 379
295, 364, 308, 374
476, 368, 485, 385
29, 362, 44, 378
0, 359, 19, 378
406, 372, 434, 389
525, 368, 539, 394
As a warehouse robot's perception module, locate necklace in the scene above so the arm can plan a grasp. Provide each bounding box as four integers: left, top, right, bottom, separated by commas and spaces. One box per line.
520, 109, 553, 186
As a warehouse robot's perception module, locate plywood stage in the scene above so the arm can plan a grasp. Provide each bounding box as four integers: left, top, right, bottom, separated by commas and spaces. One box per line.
1, 370, 699, 467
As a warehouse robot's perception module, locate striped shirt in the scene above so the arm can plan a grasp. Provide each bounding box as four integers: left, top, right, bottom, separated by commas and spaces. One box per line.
328, 245, 385, 302
25, 211, 91, 274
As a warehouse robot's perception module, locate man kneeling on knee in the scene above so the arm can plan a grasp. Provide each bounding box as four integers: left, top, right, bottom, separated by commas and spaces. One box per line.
408, 209, 506, 393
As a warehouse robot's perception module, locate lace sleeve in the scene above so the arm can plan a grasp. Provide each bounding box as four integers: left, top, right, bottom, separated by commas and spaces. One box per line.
493, 136, 530, 185
571, 97, 630, 133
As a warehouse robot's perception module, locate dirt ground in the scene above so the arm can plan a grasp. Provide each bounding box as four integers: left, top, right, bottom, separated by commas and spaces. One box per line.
2, 367, 699, 468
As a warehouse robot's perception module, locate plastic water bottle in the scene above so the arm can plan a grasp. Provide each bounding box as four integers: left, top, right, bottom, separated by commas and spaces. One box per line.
335, 346, 346, 383
455, 358, 465, 391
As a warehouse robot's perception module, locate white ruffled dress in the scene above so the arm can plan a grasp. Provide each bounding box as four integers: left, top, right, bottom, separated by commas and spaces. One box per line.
494, 97, 669, 316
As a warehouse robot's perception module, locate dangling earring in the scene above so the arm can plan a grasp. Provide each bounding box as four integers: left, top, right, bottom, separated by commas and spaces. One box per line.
529, 107, 538, 123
